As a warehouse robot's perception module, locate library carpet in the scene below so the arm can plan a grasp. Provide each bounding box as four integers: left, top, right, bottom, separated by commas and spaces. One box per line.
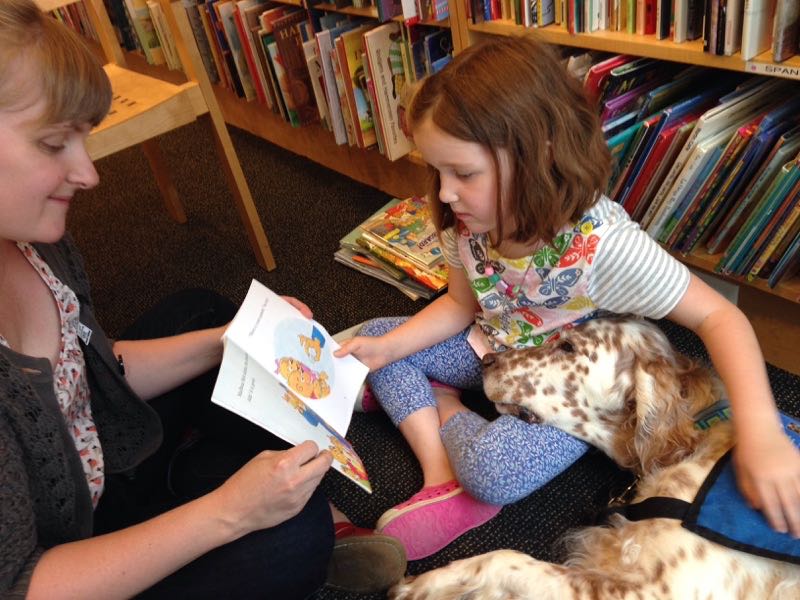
70, 121, 800, 599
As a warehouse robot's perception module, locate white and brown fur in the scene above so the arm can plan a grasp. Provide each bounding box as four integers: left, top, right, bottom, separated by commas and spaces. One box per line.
391, 318, 800, 600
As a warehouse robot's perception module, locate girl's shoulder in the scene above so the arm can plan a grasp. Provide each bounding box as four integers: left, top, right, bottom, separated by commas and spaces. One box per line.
584, 195, 630, 225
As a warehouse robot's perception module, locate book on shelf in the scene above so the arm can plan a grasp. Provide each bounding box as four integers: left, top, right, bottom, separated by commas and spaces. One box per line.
212, 280, 371, 492
273, 9, 320, 125
181, 0, 220, 83
304, 39, 332, 131
124, 0, 166, 66
741, 0, 776, 60
768, 230, 800, 288
146, 0, 182, 70
363, 22, 416, 161
217, 0, 257, 101
235, 0, 271, 106
757, 195, 800, 280
336, 25, 378, 149
771, 0, 799, 63
208, 0, 246, 97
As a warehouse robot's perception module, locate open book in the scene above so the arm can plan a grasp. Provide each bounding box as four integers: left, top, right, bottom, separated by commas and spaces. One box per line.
211, 280, 372, 492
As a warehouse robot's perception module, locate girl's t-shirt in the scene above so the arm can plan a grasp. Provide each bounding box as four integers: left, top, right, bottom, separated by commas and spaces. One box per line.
441, 196, 690, 354
0, 243, 105, 507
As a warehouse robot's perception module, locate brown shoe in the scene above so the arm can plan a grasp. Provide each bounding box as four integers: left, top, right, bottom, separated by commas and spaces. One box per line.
325, 523, 408, 594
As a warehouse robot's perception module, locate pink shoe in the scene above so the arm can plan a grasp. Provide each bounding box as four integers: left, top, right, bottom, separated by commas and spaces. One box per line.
376, 480, 501, 560
354, 384, 381, 413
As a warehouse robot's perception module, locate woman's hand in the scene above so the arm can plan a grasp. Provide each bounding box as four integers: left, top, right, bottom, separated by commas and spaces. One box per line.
334, 336, 395, 371
211, 441, 332, 536
282, 296, 313, 319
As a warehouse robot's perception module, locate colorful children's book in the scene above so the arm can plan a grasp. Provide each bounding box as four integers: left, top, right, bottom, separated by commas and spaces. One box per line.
363, 22, 415, 161
212, 280, 372, 492
360, 196, 445, 271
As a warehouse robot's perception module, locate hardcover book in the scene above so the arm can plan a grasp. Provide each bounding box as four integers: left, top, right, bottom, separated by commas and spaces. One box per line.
212, 280, 372, 492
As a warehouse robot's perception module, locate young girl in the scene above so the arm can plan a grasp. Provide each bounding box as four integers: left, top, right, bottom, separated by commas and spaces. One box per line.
337, 34, 800, 560
0, 1, 405, 597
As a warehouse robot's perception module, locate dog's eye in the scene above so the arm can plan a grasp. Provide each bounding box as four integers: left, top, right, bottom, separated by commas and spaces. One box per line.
558, 341, 575, 353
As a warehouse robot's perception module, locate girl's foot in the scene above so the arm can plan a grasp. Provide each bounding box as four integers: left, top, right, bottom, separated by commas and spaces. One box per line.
375, 480, 502, 560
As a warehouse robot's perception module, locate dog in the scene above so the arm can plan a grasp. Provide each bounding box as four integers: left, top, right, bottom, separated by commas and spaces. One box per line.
391, 318, 800, 599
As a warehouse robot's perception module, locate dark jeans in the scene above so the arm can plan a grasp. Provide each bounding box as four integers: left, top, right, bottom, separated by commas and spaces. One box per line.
93, 289, 334, 599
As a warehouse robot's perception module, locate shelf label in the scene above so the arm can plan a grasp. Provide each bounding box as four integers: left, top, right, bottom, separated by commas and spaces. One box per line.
745, 62, 800, 81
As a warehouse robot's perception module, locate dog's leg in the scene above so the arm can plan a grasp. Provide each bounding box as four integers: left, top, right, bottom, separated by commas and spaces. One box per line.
390, 548, 666, 600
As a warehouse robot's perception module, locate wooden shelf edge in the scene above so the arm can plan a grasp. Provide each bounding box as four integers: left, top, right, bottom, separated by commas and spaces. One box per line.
467, 21, 800, 76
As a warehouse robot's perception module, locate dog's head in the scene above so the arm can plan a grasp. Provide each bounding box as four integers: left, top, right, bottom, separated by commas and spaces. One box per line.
482, 318, 722, 475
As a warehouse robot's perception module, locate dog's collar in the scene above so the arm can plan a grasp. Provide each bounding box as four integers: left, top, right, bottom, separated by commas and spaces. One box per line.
693, 398, 730, 430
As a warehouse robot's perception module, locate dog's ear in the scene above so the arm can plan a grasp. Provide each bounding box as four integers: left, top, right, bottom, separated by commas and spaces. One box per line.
613, 329, 717, 475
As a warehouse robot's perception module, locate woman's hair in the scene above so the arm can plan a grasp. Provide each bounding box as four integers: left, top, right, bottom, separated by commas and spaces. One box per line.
0, 0, 111, 126
407, 34, 612, 245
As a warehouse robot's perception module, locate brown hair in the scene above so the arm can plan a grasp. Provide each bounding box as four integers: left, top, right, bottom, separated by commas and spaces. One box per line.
407, 34, 612, 245
0, 0, 111, 127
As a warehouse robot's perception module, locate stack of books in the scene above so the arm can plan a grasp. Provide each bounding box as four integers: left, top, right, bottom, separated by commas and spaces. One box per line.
335, 196, 449, 300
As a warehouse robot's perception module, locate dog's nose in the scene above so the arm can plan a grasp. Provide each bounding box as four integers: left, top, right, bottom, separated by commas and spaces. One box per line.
482, 353, 496, 367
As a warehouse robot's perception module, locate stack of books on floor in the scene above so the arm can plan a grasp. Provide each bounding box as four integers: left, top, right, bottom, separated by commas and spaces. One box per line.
335, 196, 448, 300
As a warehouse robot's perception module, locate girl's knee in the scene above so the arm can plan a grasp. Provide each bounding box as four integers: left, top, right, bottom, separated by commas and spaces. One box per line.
357, 317, 406, 338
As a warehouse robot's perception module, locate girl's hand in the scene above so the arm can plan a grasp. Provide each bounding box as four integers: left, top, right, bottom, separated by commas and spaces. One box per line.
733, 431, 800, 537
282, 296, 313, 319
334, 336, 394, 371
211, 441, 332, 536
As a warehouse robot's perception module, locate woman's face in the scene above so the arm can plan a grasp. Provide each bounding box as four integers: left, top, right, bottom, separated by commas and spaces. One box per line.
0, 72, 98, 245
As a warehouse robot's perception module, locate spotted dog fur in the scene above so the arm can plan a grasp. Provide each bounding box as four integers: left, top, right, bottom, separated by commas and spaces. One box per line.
391, 318, 800, 600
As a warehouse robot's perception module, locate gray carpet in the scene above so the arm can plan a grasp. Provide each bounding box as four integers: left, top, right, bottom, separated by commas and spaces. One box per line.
69, 121, 800, 600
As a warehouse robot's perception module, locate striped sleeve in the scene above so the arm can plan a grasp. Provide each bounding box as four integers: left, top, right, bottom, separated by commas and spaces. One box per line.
440, 227, 462, 268
589, 206, 690, 319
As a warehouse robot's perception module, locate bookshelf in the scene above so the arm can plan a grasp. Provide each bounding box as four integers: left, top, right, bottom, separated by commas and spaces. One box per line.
450, 16, 800, 375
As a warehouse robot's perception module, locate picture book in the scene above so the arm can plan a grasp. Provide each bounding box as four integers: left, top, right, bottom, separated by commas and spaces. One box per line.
363, 22, 415, 161
337, 25, 378, 149
744, 178, 800, 279
212, 280, 372, 492
360, 196, 445, 271
273, 10, 319, 125
316, 20, 358, 146
217, 0, 257, 101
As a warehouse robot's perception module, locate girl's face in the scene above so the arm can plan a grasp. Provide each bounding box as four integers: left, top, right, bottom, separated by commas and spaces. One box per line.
0, 82, 98, 245
413, 115, 513, 242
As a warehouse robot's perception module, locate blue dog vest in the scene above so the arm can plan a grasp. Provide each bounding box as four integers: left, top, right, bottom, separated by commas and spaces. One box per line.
603, 411, 800, 564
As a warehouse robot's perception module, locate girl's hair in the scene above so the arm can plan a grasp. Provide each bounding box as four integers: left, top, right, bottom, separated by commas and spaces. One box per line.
0, 0, 111, 127
407, 34, 612, 245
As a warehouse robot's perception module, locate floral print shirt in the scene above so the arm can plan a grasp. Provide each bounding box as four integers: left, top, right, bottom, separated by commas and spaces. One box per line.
0, 243, 104, 507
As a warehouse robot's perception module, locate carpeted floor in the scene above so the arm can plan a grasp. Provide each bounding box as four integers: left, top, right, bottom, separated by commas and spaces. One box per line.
69, 121, 800, 600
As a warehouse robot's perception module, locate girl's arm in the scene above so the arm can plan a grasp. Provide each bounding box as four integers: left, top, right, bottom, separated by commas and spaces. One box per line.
113, 296, 312, 401
335, 266, 478, 370
26, 442, 331, 600
667, 273, 800, 536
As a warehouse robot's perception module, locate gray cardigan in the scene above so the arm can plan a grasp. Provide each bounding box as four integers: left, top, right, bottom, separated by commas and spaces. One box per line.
0, 236, 162, 597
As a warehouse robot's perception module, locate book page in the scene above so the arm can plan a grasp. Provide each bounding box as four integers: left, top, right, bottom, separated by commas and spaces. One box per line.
211, 279, 371, 492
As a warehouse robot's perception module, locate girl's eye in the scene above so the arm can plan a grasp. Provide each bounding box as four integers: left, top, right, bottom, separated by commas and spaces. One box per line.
39, 140, 66, 154
456, 172, 474, 180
